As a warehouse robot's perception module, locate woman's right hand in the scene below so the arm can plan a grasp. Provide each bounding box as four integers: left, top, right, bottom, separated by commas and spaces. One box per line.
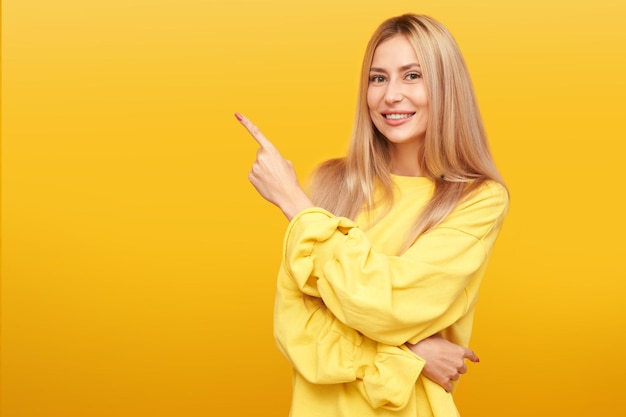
235, 112, 313, 220
406, 334, 479, 392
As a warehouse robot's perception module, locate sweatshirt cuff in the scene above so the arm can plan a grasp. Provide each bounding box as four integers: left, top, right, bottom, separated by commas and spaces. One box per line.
282, 208, 356, 296
354, 341, 425, 410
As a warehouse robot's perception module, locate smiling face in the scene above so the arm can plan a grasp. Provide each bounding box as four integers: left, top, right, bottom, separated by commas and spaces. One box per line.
367, 35, 429, 162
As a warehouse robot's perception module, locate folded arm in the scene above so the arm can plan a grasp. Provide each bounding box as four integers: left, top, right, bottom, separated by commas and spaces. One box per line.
283, 183, 508, 346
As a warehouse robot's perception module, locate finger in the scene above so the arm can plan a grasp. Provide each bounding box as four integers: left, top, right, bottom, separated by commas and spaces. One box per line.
458, 363, 467, 374
463, 348, 479, 363
234, 112, 275, 150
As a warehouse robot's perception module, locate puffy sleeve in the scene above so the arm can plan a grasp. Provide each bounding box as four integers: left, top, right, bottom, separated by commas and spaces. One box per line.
282, 181, 508, 346
274, 259, 427, 410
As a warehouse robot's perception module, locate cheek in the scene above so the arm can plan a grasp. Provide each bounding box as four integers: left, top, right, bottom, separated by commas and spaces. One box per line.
416, 85, 429, 108
366, 88, 379, 111
419, 101, 429, 117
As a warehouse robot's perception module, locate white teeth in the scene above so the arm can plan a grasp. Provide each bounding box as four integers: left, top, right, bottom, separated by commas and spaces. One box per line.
384, 113, 413, 120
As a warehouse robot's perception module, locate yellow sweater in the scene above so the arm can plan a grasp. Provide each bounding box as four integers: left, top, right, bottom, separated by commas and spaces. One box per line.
274, 176, 508, 417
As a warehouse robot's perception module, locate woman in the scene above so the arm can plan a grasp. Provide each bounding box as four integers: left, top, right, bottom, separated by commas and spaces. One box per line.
236, 13, 508, 417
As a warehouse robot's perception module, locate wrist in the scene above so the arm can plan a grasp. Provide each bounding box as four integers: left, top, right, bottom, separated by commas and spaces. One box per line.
281, 189, 314, 220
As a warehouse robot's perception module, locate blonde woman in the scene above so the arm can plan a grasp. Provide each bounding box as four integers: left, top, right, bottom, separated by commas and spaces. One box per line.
236, 13, 508, 417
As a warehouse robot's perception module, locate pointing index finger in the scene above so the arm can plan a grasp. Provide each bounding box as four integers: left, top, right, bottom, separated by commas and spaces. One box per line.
234, 112, 275, 150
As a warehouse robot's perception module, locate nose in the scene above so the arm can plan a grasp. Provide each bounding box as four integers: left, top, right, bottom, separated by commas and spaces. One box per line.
384, 79, 404, 104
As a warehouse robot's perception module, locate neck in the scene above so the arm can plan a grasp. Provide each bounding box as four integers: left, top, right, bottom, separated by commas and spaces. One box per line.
389, 142, 424, 177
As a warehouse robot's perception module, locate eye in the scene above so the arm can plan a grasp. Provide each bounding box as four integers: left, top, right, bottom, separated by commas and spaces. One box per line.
369, 74, 386, 83
405, 72, 422, 81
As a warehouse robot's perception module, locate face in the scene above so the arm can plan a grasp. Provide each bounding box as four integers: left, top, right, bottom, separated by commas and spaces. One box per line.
367, 35, 429, 150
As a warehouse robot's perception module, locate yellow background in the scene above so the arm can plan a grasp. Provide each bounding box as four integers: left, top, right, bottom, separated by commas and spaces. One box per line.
2, 0, 625, 416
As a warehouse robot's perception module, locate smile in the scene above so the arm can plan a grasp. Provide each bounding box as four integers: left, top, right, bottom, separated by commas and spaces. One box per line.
383, 113, 415, 120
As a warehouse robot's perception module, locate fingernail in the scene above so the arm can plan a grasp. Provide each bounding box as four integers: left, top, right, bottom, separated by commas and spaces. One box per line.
234, 112, 243, 121
476, 357, 480, 362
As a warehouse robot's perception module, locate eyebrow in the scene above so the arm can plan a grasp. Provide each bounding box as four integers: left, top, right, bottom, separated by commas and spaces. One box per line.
369, 63, 421, 73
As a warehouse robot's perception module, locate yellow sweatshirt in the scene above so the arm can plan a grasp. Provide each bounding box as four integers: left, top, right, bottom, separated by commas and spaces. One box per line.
274, 176, 508, 417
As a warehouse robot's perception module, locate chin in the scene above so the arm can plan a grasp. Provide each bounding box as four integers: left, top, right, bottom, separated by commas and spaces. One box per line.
383, 133, 424, 145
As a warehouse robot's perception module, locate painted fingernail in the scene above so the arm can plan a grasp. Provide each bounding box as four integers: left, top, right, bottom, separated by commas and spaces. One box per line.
234, 112, 243, 121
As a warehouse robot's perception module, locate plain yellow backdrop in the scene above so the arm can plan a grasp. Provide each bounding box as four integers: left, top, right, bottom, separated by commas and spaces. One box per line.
2, 0, 625, 416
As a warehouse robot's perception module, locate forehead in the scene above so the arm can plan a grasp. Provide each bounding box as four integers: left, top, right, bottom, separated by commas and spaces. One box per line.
371, 35, 420, 68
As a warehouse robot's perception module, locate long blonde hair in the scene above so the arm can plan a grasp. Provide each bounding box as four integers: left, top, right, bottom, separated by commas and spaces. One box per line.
309, 14, 506, 251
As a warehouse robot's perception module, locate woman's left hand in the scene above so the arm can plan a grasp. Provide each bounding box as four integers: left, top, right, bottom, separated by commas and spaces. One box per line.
235, 113, 313, 220
406, 334, 479, 392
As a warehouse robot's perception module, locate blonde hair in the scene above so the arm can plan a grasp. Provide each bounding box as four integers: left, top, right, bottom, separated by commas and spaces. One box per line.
309, 14, 506, 251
